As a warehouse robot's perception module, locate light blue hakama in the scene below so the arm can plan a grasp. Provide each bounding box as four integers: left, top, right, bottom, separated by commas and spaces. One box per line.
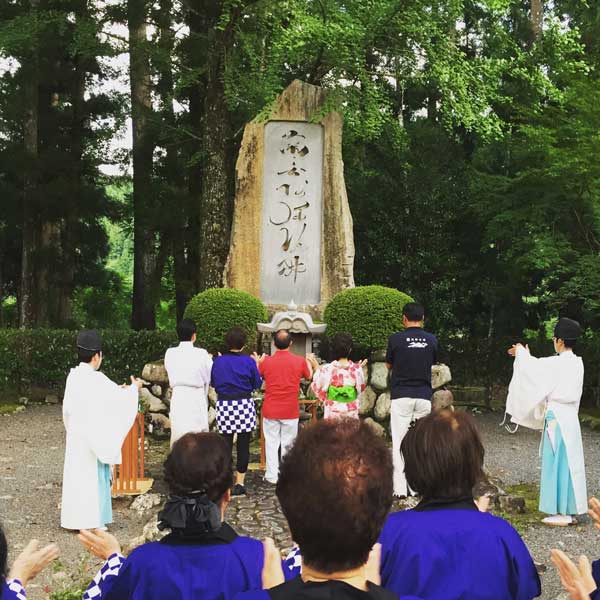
539, 411, 577, 515
98, 460, 113, 526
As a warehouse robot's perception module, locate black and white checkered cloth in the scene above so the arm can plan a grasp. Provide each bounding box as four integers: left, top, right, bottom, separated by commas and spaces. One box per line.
5, 579, 26, 600
284, 547, 302, 578
216, 398, 257, 434
83, 553, 125, 599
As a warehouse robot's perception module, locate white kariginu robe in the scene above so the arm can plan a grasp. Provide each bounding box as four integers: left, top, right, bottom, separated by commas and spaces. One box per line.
506, 347, 587, 514
61, 363, 138, 530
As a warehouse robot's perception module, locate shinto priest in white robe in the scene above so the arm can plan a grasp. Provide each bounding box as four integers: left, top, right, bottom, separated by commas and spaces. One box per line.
61, 363, 139, 530
506, 335, 587, 515
164, 341, 212, 446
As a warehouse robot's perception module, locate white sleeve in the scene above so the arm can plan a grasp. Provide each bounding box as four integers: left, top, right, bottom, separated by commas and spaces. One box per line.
506, 348, 556, 430
86, 372, 139, 464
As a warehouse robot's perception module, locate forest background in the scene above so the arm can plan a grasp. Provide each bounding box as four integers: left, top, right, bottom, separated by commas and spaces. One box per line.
1, 0, 599, 348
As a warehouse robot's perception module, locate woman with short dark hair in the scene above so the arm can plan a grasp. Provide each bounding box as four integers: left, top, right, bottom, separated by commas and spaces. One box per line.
211, 327, 262, 496
310, 333, 366, 420
78, 432, 264, 599
379, 410, 541, 600
239, 419, 420, 600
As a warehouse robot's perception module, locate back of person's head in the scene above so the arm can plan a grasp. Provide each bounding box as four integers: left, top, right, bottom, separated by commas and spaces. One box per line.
402, 409, 484, 500
0, 523, 6, 579
403, 302, 425, 322
274, 329, 292, 350
76, 329, 102, 363
177, 319, 196, 342
277, 419, 393, 574
164, 432, 233, 503
225, 327, 247, 350
330, 332, 353, 361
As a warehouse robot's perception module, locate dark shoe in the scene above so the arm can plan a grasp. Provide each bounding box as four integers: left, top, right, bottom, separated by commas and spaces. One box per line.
231, 484, 246, 497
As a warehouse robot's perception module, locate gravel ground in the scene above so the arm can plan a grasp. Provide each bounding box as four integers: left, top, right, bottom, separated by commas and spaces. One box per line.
1, 405, 599, 599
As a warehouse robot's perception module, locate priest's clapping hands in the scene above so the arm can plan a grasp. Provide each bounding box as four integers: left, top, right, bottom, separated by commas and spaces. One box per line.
78, 529, 122, 561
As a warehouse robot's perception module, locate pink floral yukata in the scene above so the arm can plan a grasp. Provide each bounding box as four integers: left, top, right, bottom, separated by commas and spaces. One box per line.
311, 360, 366, 420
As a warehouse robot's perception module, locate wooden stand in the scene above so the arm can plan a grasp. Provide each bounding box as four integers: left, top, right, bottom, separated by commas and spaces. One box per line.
112, 413, 154, 496
259, 400, 319, 469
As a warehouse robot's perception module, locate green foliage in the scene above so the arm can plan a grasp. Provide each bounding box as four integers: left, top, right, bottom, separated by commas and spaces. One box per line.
183, 288, 267, 354
324, 286, 413, 350
0, 329, 177, 394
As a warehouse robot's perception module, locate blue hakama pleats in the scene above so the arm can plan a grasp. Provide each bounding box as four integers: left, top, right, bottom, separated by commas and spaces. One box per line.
97, 460, 113, 526
539, 411, 577, 516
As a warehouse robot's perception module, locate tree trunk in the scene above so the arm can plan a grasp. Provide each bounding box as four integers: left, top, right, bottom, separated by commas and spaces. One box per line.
19, 0, 40, 328
129, 0, 157, 329
197, 7, 233, 291
531, 0, 543, 41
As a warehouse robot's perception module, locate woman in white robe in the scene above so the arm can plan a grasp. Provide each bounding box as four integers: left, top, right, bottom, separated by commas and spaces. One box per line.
506, 318, 587, 526
61, 330, 142, 531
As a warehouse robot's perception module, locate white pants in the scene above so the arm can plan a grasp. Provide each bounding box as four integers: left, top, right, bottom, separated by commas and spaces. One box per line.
390, 398, 431, 496
263, 418, 299, 483
169, 386, 209, 447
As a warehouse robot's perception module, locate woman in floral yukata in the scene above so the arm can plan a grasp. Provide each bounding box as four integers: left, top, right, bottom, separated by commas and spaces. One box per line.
310, 333, 367, 420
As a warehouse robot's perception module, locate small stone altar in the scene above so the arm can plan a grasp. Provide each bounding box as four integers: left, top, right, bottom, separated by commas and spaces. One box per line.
224, 79, 355, 317
257, 302, 326, 358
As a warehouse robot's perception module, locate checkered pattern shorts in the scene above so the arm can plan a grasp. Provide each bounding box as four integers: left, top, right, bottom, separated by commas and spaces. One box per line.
216, 397, 257, 434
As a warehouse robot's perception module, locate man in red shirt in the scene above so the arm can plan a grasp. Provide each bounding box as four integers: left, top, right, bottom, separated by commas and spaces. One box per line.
256, 330, 313, 484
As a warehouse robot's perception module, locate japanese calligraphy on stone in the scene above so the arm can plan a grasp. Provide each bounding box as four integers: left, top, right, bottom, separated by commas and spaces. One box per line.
260, 121, 324, 304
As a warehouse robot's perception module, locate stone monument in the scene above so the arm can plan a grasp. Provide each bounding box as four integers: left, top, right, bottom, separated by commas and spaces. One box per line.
224, 79, 355, 316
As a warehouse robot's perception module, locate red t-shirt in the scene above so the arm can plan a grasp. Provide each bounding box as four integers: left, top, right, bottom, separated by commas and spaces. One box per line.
259, 350, 311, 419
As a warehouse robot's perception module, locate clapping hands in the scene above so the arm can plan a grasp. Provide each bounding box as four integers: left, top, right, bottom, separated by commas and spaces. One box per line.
551, 550, 596, 600
9, 539, 60, 586
589, 497, 600, 532
551, 497, 600, 600
78, 529, 122, 561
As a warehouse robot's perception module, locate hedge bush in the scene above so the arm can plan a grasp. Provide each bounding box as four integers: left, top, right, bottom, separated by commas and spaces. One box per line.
324, 285, 414, 351
183, 288, 268, 353
0, 329, 177, 395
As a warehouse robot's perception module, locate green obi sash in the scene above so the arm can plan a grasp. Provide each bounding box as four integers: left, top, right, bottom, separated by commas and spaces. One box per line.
327, 385, 358, 403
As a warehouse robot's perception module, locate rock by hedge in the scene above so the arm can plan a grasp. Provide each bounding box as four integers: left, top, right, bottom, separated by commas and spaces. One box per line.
184, 288, 267, 354
323, 286, 413, 351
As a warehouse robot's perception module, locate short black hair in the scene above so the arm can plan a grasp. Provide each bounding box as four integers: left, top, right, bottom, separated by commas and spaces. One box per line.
330, 332, 353, 360
177, 319, 196, 342
277, 419, 393, 574
402, 409, 484, 500
78, 348, 100, 363
225, 327, 247, 350
562, 339, 577, 350
274, 329, 292, 350
0, 523, 7, 578
403, 302, 424, 322
164, 432, 233, 504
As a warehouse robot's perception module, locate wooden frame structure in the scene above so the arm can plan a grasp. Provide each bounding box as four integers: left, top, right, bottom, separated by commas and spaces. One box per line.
112, 413, 153, 496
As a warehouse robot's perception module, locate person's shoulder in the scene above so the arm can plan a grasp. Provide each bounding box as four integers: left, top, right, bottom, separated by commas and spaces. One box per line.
231, 535, 264, 552
388, 331, 405, 343
125, 541, 167, 566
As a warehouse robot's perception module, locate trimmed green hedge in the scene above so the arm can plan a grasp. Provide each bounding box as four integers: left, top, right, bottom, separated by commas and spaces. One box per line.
324, 285, 414, 350
0, 329, 177, 395
184, 288, 268, 354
